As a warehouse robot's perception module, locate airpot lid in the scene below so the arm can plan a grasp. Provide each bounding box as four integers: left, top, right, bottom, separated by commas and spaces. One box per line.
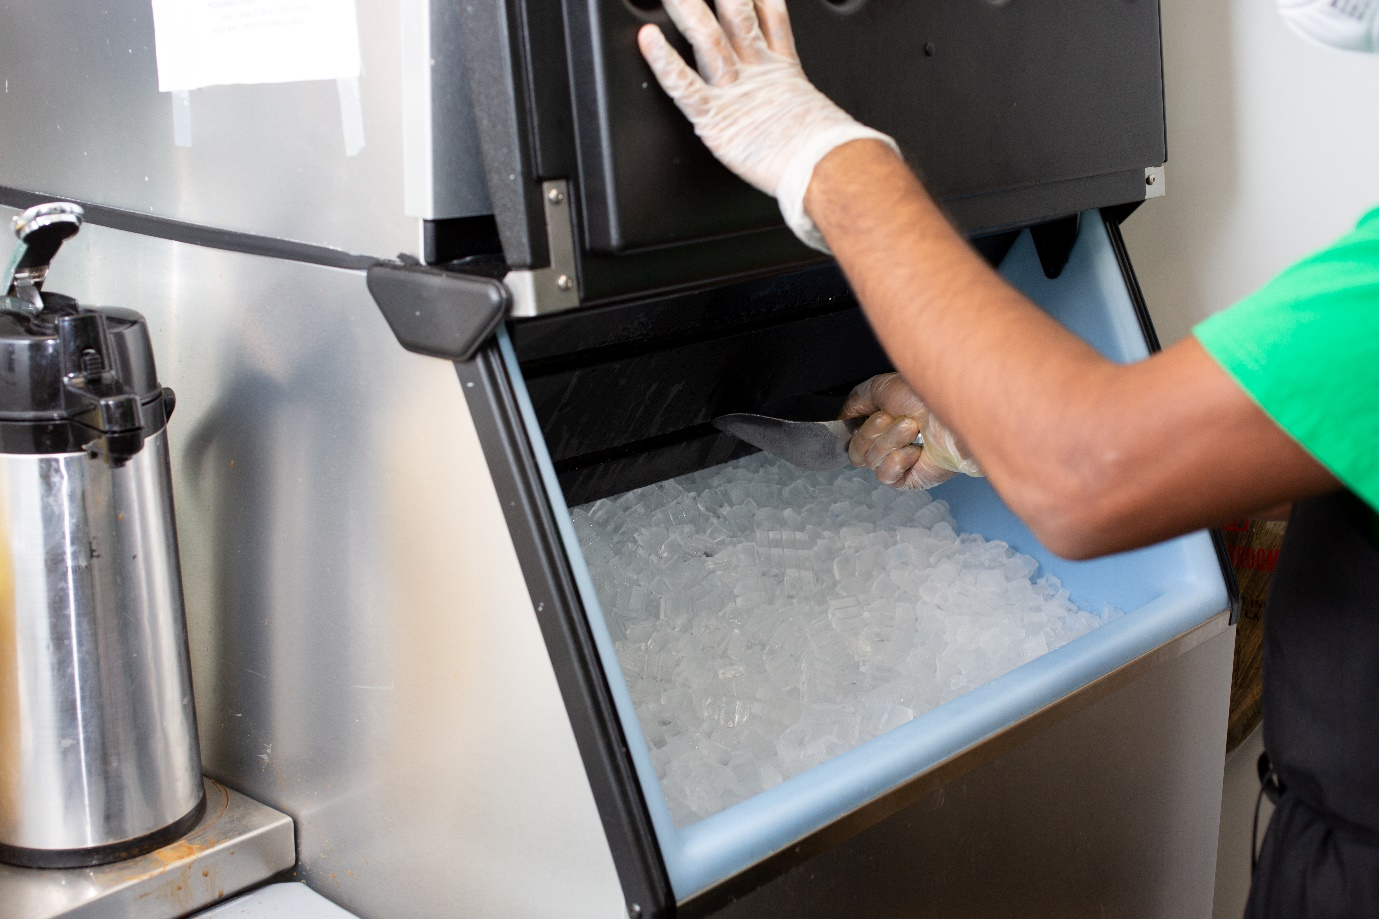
0, 296, 163, 421
0, 203, 170, 461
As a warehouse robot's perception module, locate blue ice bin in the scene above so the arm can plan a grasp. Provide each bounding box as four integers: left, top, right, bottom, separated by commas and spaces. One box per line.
491, 211, 1235, 915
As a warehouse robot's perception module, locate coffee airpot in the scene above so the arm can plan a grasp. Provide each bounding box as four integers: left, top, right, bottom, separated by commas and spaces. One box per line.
0, 203, 203, 867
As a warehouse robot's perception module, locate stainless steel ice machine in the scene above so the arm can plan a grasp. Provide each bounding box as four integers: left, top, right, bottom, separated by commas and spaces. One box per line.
0, 2, 1235, 918
471, 212, 1237, 916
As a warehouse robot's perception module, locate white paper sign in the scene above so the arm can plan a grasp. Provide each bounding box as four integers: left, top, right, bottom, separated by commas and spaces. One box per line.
151, 0, 362, 92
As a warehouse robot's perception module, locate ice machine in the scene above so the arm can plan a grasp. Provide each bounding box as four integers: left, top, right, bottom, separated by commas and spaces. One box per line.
0, 1, 1235, 918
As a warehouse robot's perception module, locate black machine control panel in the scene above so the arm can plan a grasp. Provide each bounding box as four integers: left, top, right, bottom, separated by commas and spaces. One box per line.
569, 0, 1166, 253
457, 0, 1165, 305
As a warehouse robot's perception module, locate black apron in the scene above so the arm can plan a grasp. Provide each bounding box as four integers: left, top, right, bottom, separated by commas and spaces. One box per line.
1245, 490, 1379, 918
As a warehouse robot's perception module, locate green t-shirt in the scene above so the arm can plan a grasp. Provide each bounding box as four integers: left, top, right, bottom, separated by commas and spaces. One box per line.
1194, 206, 1379, 513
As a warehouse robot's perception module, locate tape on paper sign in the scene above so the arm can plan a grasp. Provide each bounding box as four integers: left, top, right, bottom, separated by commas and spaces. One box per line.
171, 90, 192, 147
337, 77, 365, 156
151, 0, 362, 92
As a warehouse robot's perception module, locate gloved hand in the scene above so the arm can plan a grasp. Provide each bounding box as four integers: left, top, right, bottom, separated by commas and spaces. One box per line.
840, 373, 983, 490
638, 0, 899, 252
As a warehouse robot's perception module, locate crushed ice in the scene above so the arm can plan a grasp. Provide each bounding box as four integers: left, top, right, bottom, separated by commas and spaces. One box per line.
572, 453, 1122, 825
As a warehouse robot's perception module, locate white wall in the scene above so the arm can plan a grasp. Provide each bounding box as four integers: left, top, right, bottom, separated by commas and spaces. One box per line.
1122, 0, 1379, 346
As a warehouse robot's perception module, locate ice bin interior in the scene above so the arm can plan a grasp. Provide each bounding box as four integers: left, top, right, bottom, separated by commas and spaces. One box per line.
507, 215, 1231, 899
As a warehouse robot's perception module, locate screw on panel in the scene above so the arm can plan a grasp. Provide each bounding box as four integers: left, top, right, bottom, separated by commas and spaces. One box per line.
556, 274, 573, 291
627, 905, 642, 919
548, 188, 566, 204
1146, 173, 1158, 186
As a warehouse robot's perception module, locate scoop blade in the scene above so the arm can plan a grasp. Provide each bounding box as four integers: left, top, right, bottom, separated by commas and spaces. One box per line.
713, 413, 861, 471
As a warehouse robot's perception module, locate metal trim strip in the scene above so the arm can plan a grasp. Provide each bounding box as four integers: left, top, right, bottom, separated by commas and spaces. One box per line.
455, 336, 673, 919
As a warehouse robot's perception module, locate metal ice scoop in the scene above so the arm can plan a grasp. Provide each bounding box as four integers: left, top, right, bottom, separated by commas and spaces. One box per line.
712, 411, 926, 472
712, 413, 866, 471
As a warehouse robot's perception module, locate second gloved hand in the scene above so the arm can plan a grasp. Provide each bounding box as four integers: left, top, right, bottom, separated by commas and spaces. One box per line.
637, 0, 898, 252
841, 373, 983, 490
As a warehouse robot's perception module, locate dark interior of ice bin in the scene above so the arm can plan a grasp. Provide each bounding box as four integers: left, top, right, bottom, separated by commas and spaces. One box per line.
506, 230, 1041, 507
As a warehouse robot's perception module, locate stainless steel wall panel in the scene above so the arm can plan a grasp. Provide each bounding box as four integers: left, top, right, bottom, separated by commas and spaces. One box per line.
0, 0, 490, 258
16, 209, 623, 919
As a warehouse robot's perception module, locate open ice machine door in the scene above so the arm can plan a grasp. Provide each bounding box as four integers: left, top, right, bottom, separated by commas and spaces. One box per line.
456, 0, 1167, 313
456, 209, 1236, 918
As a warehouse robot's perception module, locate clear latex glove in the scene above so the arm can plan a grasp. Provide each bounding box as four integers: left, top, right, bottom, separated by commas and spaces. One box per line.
840, 372, 983, 490
637, 0, 899, 252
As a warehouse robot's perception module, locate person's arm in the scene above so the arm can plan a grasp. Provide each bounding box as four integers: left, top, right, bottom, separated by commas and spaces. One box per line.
807, 141, 1335, 557
639, 0, 1338, 558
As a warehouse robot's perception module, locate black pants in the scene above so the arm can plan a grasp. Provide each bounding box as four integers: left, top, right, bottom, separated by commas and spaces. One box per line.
1246, 793, 1379, 918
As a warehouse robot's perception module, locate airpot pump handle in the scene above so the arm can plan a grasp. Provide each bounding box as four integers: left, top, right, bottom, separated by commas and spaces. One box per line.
1, 202, 85, 316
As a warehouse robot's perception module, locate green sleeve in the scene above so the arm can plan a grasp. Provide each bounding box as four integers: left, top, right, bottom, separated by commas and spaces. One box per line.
1193, 206, 1379, 513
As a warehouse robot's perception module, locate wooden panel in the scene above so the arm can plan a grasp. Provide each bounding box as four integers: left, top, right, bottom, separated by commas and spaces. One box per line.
1220, 518, 1287, 753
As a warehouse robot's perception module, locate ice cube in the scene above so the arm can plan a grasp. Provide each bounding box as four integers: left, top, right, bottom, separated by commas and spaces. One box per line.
580, 451, 1117, 822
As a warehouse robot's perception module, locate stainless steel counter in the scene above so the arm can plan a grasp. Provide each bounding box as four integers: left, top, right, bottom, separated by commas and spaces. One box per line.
1, 779, 295, 919
192, 883, 361, 918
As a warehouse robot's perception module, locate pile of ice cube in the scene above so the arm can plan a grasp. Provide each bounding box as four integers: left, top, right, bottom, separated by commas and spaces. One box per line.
571, 452, 1122, 825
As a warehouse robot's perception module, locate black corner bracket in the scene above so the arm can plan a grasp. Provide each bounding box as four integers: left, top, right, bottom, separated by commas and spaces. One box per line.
1030, 213, 1082, 281
366, 262, 510, 362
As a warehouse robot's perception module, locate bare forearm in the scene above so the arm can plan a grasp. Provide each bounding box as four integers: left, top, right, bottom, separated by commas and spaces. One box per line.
806, 143, 1089, 407
805, 142, 1118, 535
805, 140, 1334, 556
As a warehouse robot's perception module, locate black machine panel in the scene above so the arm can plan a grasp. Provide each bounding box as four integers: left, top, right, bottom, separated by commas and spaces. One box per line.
455, 0, 1164, 303
565, 0, 1167, 253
